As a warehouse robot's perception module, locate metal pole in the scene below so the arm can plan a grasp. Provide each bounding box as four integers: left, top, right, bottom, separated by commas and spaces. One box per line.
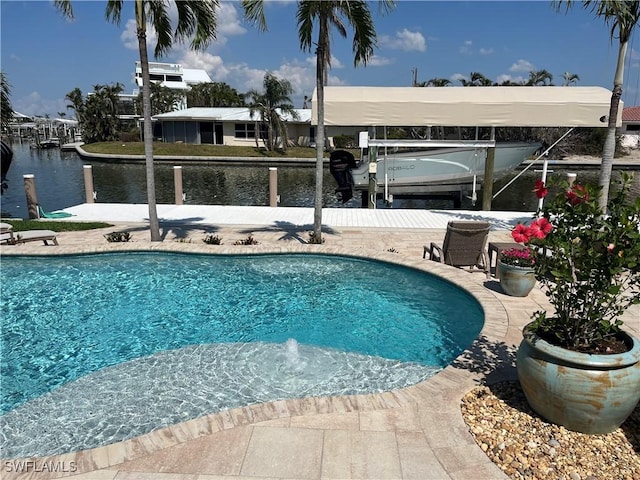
537, 160, 549, 211
269, 167, 278, 207
368, 146, 377, 209
174, 166, 184, 205
83, 165, 95, 204
23, 174, 39, 219
481, 127, 496, 211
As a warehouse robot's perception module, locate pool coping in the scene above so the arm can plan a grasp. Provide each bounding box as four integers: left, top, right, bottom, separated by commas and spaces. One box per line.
1, 242, 514, 479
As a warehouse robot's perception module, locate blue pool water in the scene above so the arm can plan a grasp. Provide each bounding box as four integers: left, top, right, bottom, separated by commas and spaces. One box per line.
0, 252, 483, 457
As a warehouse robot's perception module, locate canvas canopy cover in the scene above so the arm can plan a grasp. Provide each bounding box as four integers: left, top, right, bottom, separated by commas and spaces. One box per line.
311, 86, 620, 128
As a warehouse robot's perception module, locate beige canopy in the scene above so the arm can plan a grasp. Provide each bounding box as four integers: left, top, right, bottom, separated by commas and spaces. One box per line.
311, 86, 621, 128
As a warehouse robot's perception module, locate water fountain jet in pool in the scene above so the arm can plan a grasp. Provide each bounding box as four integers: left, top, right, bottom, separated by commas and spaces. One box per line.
284, 338, 307, 373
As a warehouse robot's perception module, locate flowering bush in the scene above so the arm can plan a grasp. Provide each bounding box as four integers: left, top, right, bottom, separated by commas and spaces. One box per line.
499, 247, 535, 267
525, 174, 640, 352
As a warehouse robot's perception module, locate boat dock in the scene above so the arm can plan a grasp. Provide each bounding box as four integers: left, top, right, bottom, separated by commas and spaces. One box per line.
56, 203, 533, 231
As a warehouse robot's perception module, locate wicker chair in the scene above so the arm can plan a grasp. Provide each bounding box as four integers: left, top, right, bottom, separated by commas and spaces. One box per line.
424, 221, 490, 278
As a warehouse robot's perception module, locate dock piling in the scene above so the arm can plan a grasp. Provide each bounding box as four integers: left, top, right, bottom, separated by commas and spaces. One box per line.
269, 167, 279, 207
83, 165, 95, 203
174, 166, 184, 205
23, 174, 39, 219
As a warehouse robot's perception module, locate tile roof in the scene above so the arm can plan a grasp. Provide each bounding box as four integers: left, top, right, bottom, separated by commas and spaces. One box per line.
623, 106, 640, 122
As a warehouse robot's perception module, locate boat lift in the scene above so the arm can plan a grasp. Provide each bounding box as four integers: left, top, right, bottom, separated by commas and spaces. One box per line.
312, 86, 620, 210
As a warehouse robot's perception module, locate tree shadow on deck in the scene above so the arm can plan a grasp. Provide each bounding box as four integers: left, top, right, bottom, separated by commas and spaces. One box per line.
239, 221, 339, 243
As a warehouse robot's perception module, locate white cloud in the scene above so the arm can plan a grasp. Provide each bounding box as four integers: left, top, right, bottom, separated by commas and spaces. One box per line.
509, 59, 534, 73
459, 40, 473, 55
179, 50, 229, 80
215, 3, 246, 42
120, 2, 245, 53
273, 61, 316, 97
121, 18, 157, 51
14, 91, 67, 117
479, 48, 494, 55
305, 55, 343, 69
368, 55, 393, 67
379, 29, 426, 52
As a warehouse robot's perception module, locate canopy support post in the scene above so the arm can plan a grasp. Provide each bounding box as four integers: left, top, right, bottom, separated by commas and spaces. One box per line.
481, 127, 496, 211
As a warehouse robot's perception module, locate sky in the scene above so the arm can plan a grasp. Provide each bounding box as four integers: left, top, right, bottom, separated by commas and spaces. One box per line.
2, 0, 640, 118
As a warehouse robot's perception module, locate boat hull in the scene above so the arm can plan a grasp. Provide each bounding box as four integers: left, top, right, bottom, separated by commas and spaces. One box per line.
349, 142, 540, 194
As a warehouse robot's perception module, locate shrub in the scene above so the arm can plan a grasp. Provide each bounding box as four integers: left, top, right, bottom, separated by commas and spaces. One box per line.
203, 234, 222, 245
104, 231, 132, 242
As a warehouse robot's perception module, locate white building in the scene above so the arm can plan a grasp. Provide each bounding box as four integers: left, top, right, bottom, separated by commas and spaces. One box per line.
118, 62, 213, 125
153, 107, 314, 147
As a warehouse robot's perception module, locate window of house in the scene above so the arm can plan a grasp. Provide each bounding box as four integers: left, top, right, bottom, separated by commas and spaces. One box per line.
235, 123, 256, 139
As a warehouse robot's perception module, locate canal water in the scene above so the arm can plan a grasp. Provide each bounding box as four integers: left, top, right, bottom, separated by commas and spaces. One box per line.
1, 140, 636, 219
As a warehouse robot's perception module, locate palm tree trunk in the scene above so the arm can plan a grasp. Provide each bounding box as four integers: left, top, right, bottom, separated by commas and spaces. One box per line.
314, 44, 325, 242
599, 40, 627, 211
137, 4, 161, 241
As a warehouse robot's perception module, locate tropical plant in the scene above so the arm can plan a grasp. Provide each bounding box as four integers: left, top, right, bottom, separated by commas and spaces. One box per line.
55, 0, 219, 242
1, 72, 14, 131
562, 71, 580, 86
459, 71, 493, 86
137, 82, 185, 115
187, 82, 246, 107
243, 0, 394, 243
526, 69, 554, 86
418, 78, 452, 87
554, 1, 640, 210
203, 233, 222, 245
66, 84, 124, 143
65, 87, 85, 124
518, 175, 640, 352
247, 72, 298, 152
104, 231, 132, 242
233, 234, 259, 245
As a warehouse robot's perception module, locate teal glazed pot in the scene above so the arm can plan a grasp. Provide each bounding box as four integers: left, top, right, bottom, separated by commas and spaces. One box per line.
517, 323, 640, 434
497, 261, 536, 297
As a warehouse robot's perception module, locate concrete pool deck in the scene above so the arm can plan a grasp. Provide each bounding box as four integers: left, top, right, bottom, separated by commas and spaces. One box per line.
1, 205, 639, 480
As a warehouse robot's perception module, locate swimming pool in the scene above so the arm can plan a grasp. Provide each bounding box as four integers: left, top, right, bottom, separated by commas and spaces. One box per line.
0, 252, 484, 457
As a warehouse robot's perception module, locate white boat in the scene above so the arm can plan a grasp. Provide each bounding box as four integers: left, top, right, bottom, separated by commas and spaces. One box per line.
329, 141, 541, 202
356, 142, 540, 194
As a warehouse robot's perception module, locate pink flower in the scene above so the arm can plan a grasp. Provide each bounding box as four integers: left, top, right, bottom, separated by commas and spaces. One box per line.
534, 180, 548, 199
607, 243, 615, 252
512, 224, 532, 243
566, 184, 589, 205
528, 218, 553, 239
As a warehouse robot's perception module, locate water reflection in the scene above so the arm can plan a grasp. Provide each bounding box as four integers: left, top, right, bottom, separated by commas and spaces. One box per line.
1, 140, 637, 218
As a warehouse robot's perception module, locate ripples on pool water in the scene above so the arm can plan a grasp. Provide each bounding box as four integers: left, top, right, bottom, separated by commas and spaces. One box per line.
0, 252, 483, 457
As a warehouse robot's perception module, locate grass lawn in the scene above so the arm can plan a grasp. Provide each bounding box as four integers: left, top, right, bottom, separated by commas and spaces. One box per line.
2, 220, 112, 232
81, 142, 337, 158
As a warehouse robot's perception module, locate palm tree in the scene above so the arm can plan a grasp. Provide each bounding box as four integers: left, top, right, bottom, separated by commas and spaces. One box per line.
526, 69, 554, 86
555, 1, 640, 209
419, 78, 451, 87
1, 72, 14, 131
459, 72, 494, 86
247, 72, 298, 152
54, 0, 218, 242
562, 71, 580, 86
137, 82, 185, 115
243, 0, 394, 243
187, 82, 246, 107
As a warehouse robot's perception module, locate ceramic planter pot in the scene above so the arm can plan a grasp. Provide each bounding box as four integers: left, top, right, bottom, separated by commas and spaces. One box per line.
517, 323, 640, 434
497, 261, 536, 297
